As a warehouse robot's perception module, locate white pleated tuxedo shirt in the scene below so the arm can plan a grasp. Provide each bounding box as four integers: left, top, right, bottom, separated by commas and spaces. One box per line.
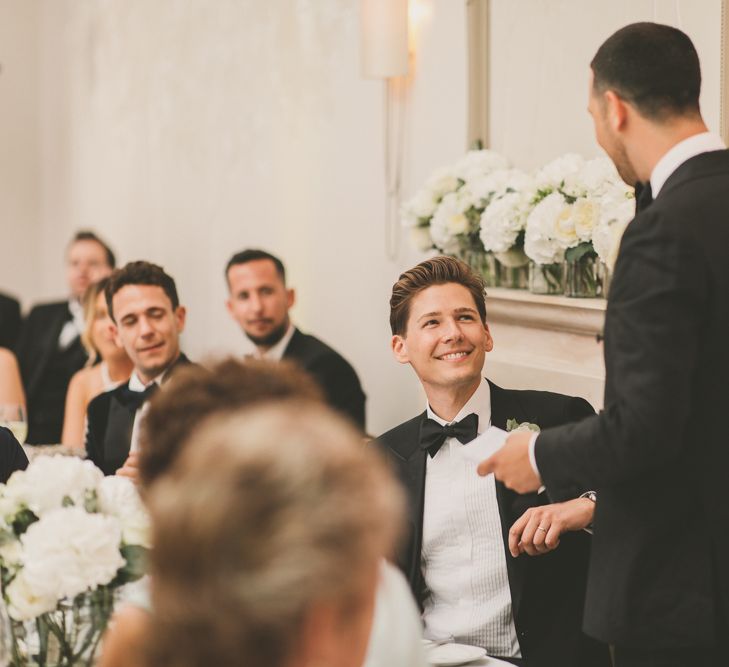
421, 378, 520, 658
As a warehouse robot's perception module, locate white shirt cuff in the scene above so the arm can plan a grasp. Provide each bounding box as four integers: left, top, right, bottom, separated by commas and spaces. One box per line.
527, 432, 545, 494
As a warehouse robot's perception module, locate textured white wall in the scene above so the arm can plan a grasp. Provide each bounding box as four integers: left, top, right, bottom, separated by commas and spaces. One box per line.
488, 0, 723, 169
0, 0, 41, 307
31, 0, 467, 435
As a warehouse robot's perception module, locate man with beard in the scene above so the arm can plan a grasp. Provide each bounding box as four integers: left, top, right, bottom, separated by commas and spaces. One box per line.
225, 249, 366, 430
479, 23, 728, 667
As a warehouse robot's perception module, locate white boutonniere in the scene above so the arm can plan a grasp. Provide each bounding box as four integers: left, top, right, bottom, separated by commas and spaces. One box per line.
506, 419, 540, 433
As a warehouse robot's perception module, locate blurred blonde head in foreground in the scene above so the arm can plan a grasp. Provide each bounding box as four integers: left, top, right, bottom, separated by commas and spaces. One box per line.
146, 401, 404, 667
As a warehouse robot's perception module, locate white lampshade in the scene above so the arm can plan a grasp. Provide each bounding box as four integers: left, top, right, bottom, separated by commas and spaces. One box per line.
361, 0, 409, 78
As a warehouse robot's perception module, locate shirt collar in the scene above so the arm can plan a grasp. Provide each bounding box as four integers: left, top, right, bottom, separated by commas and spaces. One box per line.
426, 377, 491, 434
254, 322, 295, 362
650, 131, 726, 197
128, 367, 169, 392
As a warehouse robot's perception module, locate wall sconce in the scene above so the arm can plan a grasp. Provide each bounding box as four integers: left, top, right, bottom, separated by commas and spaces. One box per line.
360, 0, 409, 79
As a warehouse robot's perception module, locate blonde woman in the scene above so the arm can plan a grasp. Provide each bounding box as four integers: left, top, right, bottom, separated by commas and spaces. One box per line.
61, 278, 133, 446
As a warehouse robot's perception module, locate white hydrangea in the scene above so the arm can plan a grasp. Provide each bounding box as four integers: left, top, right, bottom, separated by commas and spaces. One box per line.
401, 188, 438, 227
2, 456, 103, 518
97, 476, 152, 549
409, 226, 434, 252
536, 153, 586, 196
524, 192, 570, 265
7, 507, 125, 621
453, 149, 509, 183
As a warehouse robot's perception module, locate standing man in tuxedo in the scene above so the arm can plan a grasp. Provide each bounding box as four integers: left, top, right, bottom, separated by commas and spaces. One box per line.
16, 231, 115, 444
376, 256, 609, 667
225, 249, 366, 430
0, 292, 21, 350
479, 23, 728, 667
86, 261, 191, 475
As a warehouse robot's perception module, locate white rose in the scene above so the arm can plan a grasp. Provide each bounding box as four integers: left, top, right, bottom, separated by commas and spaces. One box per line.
571, 198, 600, 242
3, 456, 103, 517
524, 192, 568, 265
425, 167, 460, 200
97, 476, 152, 549
18, 507, 125, 605
430, 192, 468, 252
5, 571, 57, 621
0, 537, 22, 567
401, 188, 437, 226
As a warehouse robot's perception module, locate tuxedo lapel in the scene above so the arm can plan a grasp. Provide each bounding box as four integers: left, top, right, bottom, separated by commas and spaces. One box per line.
103, 392, 137, 473
487, 380, 529, 623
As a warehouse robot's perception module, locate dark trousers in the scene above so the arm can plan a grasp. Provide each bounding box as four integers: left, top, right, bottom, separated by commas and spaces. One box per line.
613, 645, 725, 667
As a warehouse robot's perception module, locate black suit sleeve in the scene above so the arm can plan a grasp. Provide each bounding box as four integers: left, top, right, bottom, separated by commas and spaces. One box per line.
307, 353, 366, 430
0, 296, 21, 350
85, 394, 104, 471
0, 427, 29, 483
536, 209, 706, 496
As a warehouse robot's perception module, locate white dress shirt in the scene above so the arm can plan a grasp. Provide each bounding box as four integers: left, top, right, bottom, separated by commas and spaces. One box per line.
251, 322, 295, 361
58, 299, 85, 350
127, 369, 168, 454
529, 132, 727, 480
421, 378, 521, 657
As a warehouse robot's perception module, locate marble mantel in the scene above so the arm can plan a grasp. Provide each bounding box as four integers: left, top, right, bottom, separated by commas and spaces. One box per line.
484, 289, 606, 410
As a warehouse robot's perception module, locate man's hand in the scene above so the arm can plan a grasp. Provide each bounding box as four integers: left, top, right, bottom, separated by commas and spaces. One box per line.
115, 452, 139, 484
477, 431, 541, 493
508, 497, 595, 557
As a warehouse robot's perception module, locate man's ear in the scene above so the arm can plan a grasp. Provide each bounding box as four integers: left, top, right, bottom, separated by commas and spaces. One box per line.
287, 287, 296, 310
391, 334, 410, 364
604, 90, 628, 132
483, 323, 494, 352
111, 323, 122, 348
174, 306, 187, 333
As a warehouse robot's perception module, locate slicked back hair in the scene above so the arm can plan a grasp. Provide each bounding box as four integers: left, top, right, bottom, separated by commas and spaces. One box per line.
591, 22, 701, 121
389, 256, 487, 336
225, 249, 286, 286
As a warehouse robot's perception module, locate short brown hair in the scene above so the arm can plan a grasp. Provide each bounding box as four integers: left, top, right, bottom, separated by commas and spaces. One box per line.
139, 358, 323, 490
69, 230, 116, 268
389, 256, 487, 336
105, 261, 179, 322
146, 402, 404, 667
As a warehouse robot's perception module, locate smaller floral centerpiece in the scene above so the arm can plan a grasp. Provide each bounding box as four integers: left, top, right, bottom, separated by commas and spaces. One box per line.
0, 456, 150, 667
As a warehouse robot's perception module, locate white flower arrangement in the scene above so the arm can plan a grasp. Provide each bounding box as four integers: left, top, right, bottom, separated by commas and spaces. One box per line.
0, 455, 150, 665
404, 150, 634, 281
401, 149, 510, 254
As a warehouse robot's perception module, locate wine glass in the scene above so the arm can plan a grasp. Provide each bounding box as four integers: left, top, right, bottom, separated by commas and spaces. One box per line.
0, 404, 27, 444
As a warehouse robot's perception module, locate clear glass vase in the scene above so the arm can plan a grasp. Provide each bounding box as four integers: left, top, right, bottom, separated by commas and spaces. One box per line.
9, 588, 116, 667
461, 249, 497, 288
564, 252, 606, 298
528, 262, 565, 295
494, 248, 529, 290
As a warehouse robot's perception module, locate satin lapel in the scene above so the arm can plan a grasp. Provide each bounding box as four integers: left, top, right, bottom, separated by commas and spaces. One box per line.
103, 395, 136, 474
390, 413, 427, 597
488, 380, 528, 622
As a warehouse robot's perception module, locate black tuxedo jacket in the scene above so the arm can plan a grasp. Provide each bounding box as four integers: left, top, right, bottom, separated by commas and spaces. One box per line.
16, 301, 88, 443
375, 382, 609, 667
86, 354, 192, 475
0, 427, 29, 483
0, 292, 21, 350
283, 328, 366, 430
536, 150, 729, 649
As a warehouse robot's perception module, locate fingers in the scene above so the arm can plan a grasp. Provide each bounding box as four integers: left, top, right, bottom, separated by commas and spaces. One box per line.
509, 509, 531, 557
477, 454, 496, 477
545, 524, 562, 551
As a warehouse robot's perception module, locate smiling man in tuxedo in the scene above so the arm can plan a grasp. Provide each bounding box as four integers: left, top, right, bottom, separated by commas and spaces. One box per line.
17, 231, 115, 444
479, 23, 729, 667
225, 249, 366, 430
375, 256, 609, 667
86, 261, 191, 475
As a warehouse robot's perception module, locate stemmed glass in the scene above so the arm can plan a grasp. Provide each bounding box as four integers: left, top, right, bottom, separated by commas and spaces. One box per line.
0, 404, 27, 444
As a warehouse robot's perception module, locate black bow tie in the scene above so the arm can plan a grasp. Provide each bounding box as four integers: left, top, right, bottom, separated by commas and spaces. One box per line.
119, 383, 159, 411
635, 181, 653, 213
419, 413, 479, 458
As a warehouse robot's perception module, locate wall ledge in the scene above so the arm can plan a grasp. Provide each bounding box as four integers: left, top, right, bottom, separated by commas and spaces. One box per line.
486, 287, 606, 337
